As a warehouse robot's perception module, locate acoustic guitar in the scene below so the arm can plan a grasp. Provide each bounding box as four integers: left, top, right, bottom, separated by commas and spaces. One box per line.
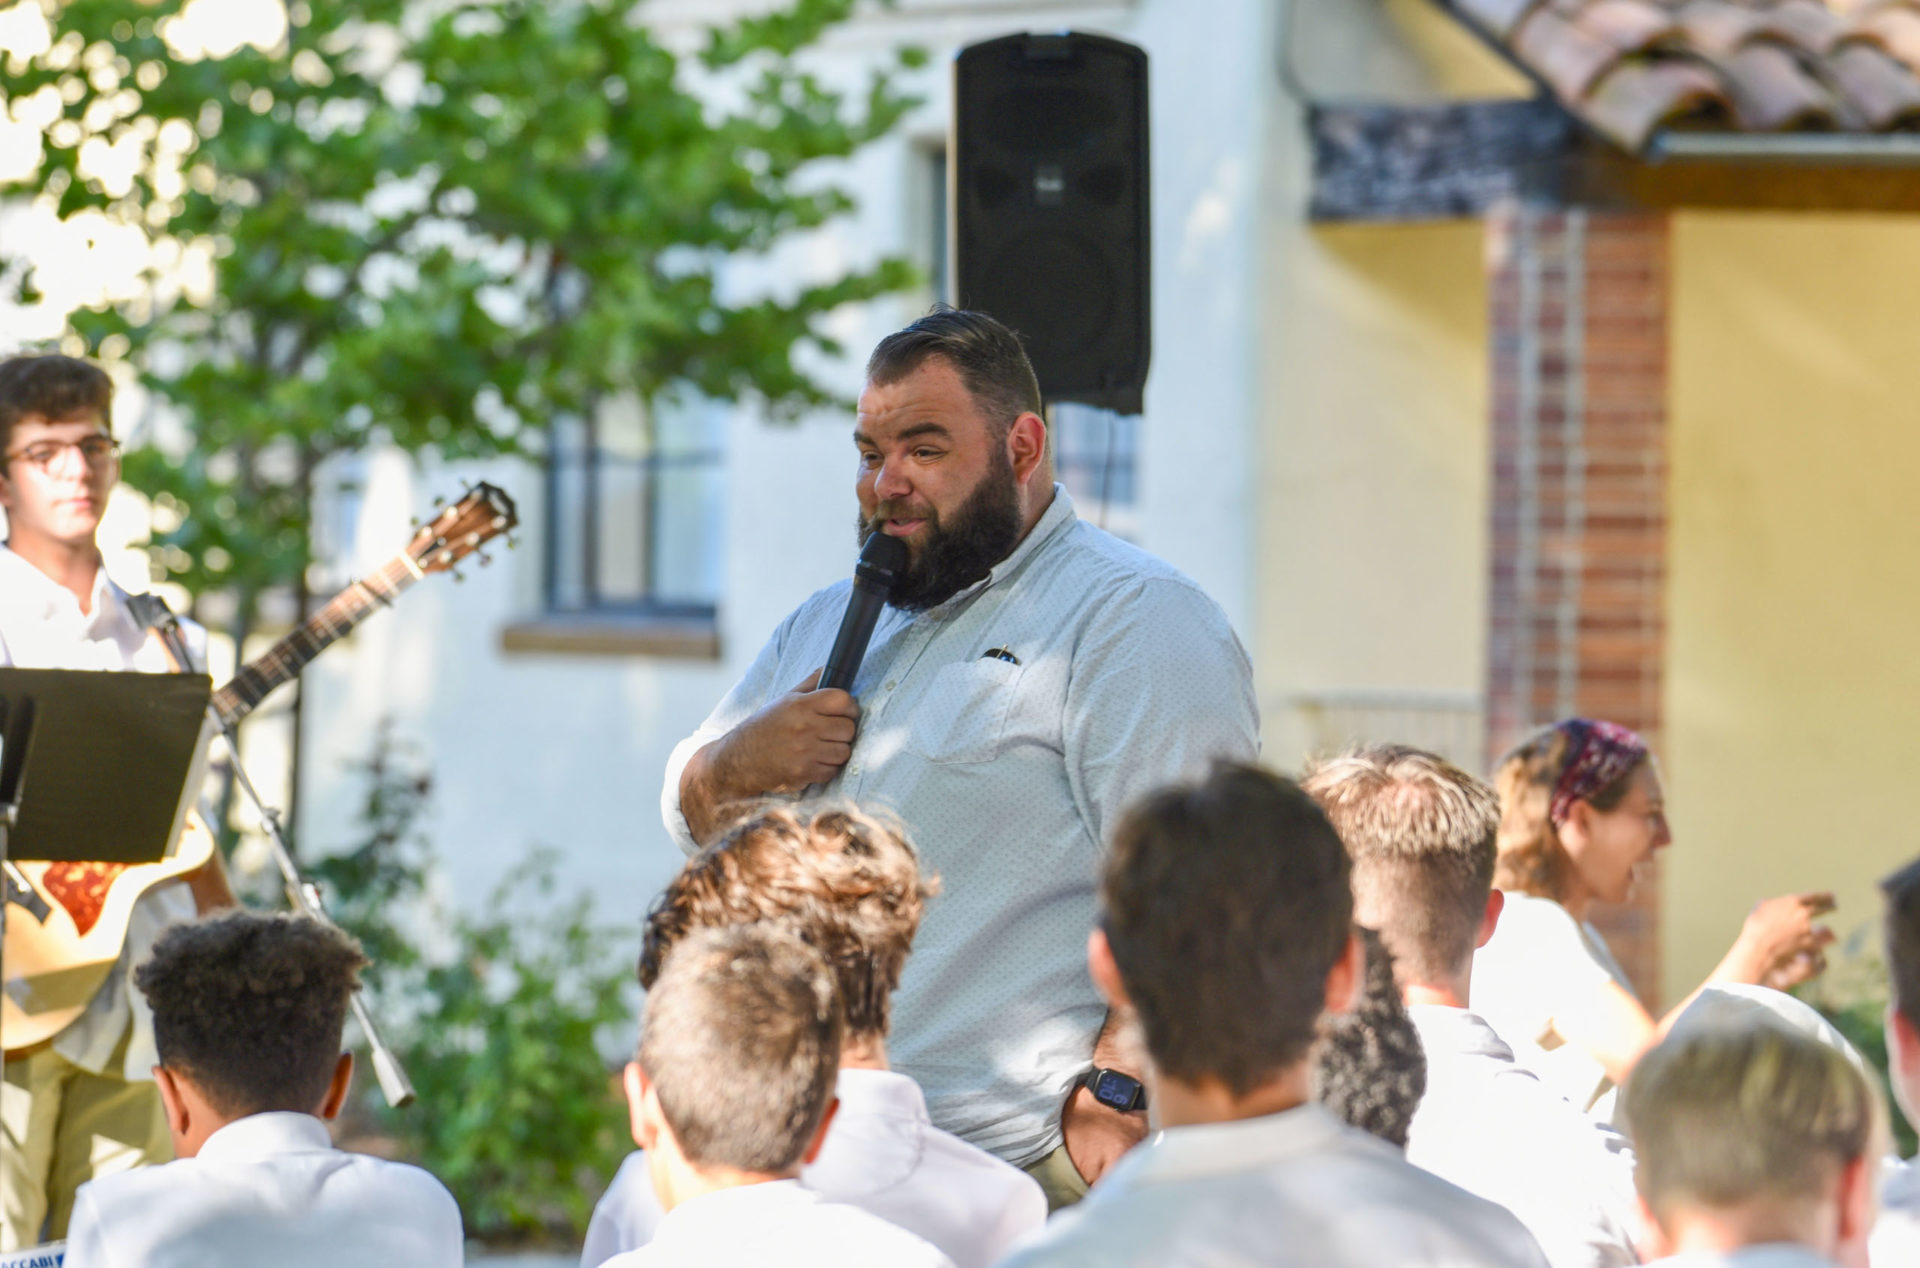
1, 482, 517, 1052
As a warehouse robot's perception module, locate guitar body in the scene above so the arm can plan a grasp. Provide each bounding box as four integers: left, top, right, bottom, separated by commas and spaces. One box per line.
2, 821, 215, 1052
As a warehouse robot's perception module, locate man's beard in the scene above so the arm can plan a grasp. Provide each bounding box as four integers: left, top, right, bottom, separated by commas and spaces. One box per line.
857, 451, 1023, 613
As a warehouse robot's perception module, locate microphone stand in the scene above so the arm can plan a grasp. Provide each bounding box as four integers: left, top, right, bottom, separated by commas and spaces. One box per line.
218, 733, 416, 1107
138, 599, 416, 1109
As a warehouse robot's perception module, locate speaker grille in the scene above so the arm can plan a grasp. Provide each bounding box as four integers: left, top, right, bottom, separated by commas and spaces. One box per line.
954, 33, 1150, 414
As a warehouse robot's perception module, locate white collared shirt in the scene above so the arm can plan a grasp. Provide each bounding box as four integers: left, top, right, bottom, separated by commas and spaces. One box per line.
62, 1111, 462, 1268
1472, 892, 1636, 1115
0, 545, 207, 1077
599, 1178, 954, 1268
582, 1068, 1044, 1268
1871, 1154, 1920, 1267
997, 1102, 1552, 1268
1652, 1247, 1836, 1268
1405, 1005, 1640, 1268
661, 488, 1259, 1164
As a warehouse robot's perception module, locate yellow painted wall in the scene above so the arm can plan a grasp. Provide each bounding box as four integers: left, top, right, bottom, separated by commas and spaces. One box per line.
1254, 0, 1512, 772
1255, 220, 1490, 769
1664, 212, 1920, 1003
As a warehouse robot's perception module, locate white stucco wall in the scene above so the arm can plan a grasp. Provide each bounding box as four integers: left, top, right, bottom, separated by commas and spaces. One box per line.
295, 0, 1272, 924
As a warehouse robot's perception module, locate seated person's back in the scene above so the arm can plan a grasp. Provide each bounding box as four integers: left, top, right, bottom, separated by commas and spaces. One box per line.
63, 911, 461, 1268
1305, 746, 1639, 1268
999, 763, 1549, 1268
583, 807, 1041, 1268
605, 923, 952, 1268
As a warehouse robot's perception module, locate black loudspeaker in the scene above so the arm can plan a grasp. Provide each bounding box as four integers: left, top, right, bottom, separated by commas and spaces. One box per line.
953, 32, 1150, 415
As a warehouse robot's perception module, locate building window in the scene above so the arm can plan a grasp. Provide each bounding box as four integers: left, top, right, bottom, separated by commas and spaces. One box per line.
544, 394, 724, 617
1051, 402, 1138, 538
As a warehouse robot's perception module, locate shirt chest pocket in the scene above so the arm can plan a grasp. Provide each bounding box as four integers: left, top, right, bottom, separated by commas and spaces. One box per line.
906, 656, 1025, 765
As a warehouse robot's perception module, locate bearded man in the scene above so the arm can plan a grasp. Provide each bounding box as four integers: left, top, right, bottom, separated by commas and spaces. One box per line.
661, 307, 1257, 1207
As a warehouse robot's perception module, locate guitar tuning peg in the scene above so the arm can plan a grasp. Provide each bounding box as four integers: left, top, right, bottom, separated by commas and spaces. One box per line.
477, 552, 493, 567
409, 516, 420, 528
506, 535, 520, 550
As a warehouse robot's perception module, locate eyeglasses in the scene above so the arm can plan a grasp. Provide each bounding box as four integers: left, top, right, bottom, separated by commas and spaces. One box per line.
3, 436, 120, 471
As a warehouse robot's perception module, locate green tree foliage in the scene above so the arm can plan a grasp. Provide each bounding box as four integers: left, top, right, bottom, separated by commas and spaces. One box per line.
1, 0, 918, 624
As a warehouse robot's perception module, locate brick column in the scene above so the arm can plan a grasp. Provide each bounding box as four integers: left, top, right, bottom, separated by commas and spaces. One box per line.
1485, 205, 1669, 1007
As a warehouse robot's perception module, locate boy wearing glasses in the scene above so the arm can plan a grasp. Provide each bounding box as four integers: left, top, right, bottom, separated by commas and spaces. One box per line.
0, 353, 234, 1248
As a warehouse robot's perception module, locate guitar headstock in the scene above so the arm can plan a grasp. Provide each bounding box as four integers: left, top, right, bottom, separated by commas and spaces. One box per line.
409, 482, 520, 575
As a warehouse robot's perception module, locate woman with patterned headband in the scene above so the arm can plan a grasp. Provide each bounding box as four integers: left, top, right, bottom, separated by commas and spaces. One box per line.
1469, 719, 1835, 1118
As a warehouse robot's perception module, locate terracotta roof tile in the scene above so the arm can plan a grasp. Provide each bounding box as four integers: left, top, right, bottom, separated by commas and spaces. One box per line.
1855, 6, 1920, 70
1720, 40, 1840, 127
1515, 7, 1635, 98
1582, 57, 1733, 147
1444, 0, 1920, 151
1830, 40, 1920, 124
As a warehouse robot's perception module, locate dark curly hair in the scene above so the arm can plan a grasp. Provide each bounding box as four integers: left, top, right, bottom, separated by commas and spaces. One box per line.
1312, 927, 1427, 1150
135, 910, 368, 1117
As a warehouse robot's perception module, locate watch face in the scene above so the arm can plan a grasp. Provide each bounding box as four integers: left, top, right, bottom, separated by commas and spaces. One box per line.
1093, 1070, 1138, 1110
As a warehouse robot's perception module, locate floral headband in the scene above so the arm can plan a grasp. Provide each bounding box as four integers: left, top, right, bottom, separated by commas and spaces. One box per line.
1547, 718, 1648, 826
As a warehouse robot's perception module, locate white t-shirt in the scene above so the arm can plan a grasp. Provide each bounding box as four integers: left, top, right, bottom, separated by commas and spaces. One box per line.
1404, 1005, 1639, 1268
582, 1068, 1044, 1268
1471, 891, 1635, 1113
600, 1179, 953, 1268
1873, 1155, 1920, 1267
63, 1112, 463, 1268
0, 546, 208, 1078
996, 1103, 1551, 1268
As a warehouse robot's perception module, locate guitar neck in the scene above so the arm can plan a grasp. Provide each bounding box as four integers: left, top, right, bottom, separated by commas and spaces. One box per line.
210, 555, 422, 729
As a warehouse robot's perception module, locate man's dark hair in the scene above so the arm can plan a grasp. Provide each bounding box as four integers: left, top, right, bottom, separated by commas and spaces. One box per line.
0, 354, 114, 454
864, 306, 1043, 433
640, 923, 843, 1175
1312, 926, 1427, 1150
1882, 856, 1920, 1030
1303, 745, 1500, 986
135, 910, 368, 1117
1102, 763, 1355, 1097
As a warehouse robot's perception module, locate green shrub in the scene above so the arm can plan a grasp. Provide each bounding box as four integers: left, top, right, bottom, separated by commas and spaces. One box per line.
1795, 921, 1917, 1159
310, 731, 638, 1245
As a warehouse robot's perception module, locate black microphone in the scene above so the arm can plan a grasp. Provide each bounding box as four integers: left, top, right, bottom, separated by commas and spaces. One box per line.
818, 533, 910, 692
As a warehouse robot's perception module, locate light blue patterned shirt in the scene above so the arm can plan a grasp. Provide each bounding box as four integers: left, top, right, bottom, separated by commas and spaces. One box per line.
662, 486, 1258, 1164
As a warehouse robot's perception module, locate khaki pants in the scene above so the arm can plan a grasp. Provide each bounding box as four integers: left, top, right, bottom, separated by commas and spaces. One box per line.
0, 1045, 170, 1249
1022, 1142, 1091, 1213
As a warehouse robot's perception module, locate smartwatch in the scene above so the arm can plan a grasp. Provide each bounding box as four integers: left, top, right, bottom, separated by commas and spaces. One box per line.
1080, 1066, 1149, 1113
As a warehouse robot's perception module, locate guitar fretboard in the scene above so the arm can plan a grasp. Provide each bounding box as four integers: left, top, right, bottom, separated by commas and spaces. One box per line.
210, 555, 421, 729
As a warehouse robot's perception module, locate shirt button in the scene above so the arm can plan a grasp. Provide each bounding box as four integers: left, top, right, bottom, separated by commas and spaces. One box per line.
883, 680, 896, 691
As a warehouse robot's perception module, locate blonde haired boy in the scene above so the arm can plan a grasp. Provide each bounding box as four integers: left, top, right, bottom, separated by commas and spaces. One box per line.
1623, 1025, 1883, 1268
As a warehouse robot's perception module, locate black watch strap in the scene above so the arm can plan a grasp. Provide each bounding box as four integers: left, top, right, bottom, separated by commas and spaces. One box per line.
1081, 1066, 1148, 1113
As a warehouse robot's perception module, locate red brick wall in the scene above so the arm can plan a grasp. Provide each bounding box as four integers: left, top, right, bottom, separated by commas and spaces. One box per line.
1485, 206, 1670, 1008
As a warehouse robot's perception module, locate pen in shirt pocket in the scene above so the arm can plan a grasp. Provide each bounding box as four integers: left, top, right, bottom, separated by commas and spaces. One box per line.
981, 646, 1020, 665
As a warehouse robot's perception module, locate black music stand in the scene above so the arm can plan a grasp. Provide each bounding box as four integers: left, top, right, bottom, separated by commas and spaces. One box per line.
0, 667, 213, 867
0, 667, 213, 1153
